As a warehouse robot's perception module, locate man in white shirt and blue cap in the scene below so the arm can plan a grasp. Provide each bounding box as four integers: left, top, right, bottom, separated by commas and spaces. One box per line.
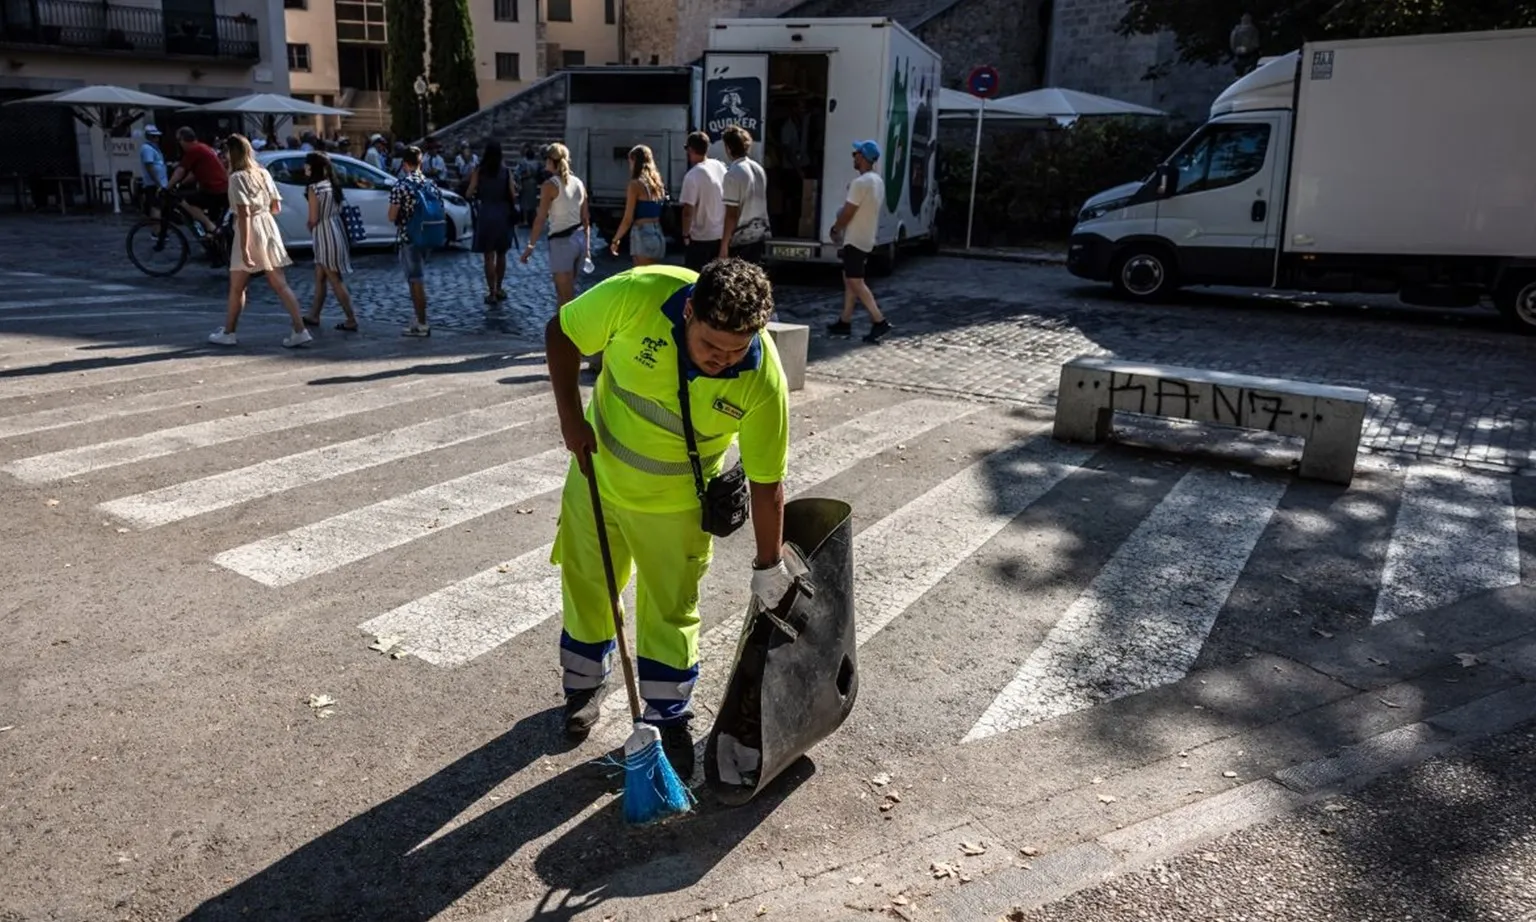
139, 125, 168, 217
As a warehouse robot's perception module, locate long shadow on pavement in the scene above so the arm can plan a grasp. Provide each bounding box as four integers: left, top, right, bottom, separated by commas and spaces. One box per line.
179, 707, 594, 922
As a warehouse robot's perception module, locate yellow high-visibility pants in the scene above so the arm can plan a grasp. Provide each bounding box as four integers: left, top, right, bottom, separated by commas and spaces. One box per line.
549, 460, 713, 725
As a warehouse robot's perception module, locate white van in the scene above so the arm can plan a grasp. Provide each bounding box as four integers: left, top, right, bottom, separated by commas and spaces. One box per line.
1067, 28, 1536, 334
704, 16, 943, 271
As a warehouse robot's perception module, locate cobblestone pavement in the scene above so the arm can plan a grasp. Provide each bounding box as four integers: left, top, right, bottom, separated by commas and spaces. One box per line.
6, 212, 1535, 474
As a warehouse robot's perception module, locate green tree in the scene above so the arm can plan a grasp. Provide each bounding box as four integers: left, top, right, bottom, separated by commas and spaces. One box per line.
1119, 0, 1536, 74
429, 0, 480, 128
385, 0, 428, 138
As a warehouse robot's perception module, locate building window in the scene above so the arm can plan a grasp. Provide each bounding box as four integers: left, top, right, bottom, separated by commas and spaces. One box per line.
287, 43, 311, 71
336, 0, 387, 43
284, 0, 306, 7
494, 0, 517, 21
547, 0, 571, 21
562, 49, 585, 68
604, 0, 614, 24
495, 52, 521, 80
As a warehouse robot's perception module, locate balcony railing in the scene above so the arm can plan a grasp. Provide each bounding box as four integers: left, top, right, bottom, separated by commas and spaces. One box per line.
0, 0, 260, 61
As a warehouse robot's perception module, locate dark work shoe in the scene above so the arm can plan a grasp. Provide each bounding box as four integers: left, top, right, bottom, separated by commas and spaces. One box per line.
863, 320, 893, 344
660, 722, 695, 779
563, 686, 607, 739
827, 320, 852, 337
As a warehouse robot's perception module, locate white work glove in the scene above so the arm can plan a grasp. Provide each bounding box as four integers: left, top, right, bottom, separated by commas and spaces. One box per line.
750, 558, 796, 613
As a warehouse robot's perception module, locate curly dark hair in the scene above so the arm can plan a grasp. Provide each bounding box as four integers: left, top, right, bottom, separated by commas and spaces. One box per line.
691, 258, 774, 334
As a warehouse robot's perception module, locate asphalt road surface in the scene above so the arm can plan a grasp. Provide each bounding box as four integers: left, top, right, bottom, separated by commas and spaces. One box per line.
1, 225, 1534, 921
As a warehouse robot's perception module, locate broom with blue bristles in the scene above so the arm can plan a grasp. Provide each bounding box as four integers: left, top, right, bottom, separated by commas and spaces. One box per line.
583, 450, 694, 825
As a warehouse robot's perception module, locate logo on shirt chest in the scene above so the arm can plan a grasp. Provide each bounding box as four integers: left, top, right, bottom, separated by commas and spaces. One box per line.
711, 397, 745, 420
635, 335, 669, 370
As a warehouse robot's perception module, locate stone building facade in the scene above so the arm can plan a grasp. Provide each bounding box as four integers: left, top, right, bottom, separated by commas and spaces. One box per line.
624, 0, 804, 69
1044, 0, 1231, 122
622, 0, 1228, 120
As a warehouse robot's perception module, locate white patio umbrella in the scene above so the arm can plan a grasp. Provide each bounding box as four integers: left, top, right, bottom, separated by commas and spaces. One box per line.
992, 87, 1166, 121
4, 85, 191, 213
179, 93, 353, 143
179, 93, 353, 116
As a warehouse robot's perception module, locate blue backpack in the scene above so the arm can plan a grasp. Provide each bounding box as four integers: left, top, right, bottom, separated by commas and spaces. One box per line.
405, 180, 447, 248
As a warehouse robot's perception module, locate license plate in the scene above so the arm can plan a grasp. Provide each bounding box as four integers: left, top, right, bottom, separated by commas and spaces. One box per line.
772, 244, 814, 260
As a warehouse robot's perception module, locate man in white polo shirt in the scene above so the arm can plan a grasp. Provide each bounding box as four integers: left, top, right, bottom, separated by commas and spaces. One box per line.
680, 131, 727, 271
828, 140, 892, 344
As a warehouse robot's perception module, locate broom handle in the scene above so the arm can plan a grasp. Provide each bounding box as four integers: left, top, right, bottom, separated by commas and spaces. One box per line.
583, 451, 643, 723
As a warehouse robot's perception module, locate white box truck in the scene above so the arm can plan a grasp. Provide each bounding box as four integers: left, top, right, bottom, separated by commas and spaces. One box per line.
1066, 28, 1536, 334
704, 16, 943, 270
564, 65, 703, 242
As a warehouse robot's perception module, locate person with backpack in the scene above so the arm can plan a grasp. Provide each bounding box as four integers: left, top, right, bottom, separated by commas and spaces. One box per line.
387, 145, 447, 338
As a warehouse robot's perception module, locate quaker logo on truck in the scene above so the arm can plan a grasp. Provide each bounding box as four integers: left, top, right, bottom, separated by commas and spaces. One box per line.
705, 77, 762, 139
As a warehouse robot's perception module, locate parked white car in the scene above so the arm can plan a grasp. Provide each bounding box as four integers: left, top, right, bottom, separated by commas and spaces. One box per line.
256, 151, 473, 251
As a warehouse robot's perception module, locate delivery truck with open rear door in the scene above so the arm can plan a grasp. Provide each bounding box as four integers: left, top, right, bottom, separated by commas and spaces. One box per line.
1067, 27, 1536, 334
704, 16, 942, 273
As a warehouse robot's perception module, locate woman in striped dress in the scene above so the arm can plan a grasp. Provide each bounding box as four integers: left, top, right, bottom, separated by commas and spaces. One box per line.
300, 151, 360, 332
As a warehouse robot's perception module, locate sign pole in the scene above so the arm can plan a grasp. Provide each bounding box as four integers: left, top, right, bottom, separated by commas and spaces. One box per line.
962, 64, 1000, 251
965, 97, 985, 251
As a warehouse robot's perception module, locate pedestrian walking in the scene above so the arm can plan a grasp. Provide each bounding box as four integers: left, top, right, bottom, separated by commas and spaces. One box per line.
299, 151, 359, 333
207, 134, 311, 348
719, 125, 771, 264
466, 140, 518, 305
608, 144, 668, 267
542, 258, 794, 780
679, 131, 726, 271
515, 145, 543, 227
388, 145, 445, 338
828, 140, 892, 344
520, 142, 591, 311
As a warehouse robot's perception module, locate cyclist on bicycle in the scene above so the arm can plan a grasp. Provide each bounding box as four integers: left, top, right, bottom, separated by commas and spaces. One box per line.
167, 127, 229, 235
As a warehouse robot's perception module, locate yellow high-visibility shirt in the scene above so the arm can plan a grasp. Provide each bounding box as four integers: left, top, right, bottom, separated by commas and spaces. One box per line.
559, 265, 790, 514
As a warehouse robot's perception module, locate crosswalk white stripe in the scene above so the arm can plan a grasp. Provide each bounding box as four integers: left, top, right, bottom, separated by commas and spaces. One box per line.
1, 378, 458, 483
0, 354, 255, 402
963, 467, 1288, 742
0, 368, 301, 440
0, 341, 215, 372
0, 295, 187, 313
0, 310, 210, 323
1372, 464, 1522, 624
850, 435, 1098, 648
214, 447, 572, 587
360, 397, 977, 667
99, 395, 553, 529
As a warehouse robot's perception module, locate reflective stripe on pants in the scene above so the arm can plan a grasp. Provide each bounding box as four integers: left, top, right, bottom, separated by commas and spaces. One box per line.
549, 457, 712, 725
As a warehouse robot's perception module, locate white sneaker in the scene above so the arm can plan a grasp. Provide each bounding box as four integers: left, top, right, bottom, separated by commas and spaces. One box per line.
208, 328, 237, 346
402, 323, 431, 338
282, 329, 313, 348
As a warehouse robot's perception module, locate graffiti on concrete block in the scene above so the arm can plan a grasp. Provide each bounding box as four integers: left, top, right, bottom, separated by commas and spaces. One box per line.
1103, 371, 1309, 434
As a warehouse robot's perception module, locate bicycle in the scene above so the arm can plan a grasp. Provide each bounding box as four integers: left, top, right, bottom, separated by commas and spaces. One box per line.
125, 187, 233, 278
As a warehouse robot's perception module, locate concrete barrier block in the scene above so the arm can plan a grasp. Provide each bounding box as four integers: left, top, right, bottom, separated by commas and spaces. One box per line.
766, 322, 808, 392
1299, 395, 1367, 485
1053, 362, 1112, 443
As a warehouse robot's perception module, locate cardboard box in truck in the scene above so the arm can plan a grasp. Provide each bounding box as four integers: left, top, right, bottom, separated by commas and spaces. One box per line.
1067, 27, 1536, 334
705, 17, 942, 271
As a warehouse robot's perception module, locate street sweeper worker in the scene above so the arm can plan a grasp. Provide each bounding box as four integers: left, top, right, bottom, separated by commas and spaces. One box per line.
544, 258, 795, 778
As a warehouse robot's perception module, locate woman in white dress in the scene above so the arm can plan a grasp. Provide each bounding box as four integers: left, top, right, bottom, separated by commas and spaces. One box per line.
209, 134, 311, 347
299, 151, 359, 332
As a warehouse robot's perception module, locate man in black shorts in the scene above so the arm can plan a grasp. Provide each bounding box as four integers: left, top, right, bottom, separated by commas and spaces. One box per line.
828, 141, 892, 344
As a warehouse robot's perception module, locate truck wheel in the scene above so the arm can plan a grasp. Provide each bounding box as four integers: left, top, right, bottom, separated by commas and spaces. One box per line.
1111, 246, 1178, 302
1494, 274, 1536, 335
871, 241, 898, 277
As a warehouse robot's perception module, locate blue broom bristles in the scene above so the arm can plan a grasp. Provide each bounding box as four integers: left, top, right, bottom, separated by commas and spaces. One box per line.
617, 729, 695, 826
